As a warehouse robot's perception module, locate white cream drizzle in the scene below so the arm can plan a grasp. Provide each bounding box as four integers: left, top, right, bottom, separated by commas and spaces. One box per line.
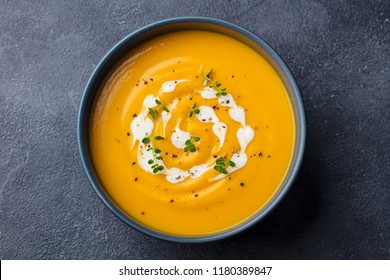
130, 115, 154, 148
165, 168, 188, 183
130, 79, 255, 183
171, 120, 191, 149
165, 164, 214, 183
161, 79, 187, 93
199, 89, 247, 126
196, 106, 227, 149
143, 94, 159, 107
237, 125, 255, 151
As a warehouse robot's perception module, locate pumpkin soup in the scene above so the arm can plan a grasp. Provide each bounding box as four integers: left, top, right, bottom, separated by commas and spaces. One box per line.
89, 30, 295, 236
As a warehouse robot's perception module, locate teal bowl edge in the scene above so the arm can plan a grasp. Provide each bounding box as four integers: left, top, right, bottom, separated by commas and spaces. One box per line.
77, 17, 306, 243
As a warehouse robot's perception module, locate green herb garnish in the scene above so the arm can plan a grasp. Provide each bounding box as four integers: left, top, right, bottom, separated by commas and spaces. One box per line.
184, 136, 200, 152
189, 103, 200, 117
146, 144, 164, 173
203, 68, 227, 97
148, 107, 158, 119
144, 134, 165, 173
213, 165, 228, 174
148, 99, 169, 119
213, 157, 235, 174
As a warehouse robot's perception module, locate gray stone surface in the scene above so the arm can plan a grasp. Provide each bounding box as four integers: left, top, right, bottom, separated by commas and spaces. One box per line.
0, 0, 389, 259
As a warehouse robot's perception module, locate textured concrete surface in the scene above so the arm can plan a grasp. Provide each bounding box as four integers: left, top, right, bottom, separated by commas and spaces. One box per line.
0, 0, 389, 259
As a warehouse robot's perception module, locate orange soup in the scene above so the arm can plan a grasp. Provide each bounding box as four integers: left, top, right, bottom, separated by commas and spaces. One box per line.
90, 30, 295, 236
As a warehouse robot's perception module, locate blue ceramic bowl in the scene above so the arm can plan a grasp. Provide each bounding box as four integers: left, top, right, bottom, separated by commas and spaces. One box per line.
77, 17, 305, 242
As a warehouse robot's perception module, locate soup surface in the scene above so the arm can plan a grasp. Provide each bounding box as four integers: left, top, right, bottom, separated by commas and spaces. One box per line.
90, 30, 295, 236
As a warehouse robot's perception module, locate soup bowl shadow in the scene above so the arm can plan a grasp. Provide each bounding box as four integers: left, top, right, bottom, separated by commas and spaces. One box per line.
77, 17, 306, 243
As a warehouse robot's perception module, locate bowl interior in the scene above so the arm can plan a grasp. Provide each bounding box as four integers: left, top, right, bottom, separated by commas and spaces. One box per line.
78, 17, 305, 242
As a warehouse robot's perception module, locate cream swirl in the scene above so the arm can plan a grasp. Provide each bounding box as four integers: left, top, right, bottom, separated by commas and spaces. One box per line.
130, 78, 255, 183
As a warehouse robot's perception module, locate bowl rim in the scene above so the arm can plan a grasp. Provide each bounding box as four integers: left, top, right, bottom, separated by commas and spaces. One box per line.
77, 16, 306, 243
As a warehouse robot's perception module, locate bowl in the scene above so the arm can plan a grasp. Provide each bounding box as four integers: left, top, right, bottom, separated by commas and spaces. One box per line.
77, 17, 305, 242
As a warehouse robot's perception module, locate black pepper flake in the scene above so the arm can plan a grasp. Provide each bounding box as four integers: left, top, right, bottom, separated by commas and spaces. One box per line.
226, 100, 230, 104
174, 80, 177, 84
127, 132, 130, 136
196, 75, 199, 78
194, 194, 198, 197
150, 78, 154, 81
213, 155, 217, 158
228, 188, 231, 191
268, 155, 271, 158
258, 152, 263, 157
172, 154, 178, 158
229, 177, 231, 180
141, 212, 145, 215
232, 75, 235, 78
143, 80, 148, 85
132, 162, 136, 165
134, 177, 138, 182
240, 182, 245, 186
170, 199, 174, 203
132, 113, 137, 117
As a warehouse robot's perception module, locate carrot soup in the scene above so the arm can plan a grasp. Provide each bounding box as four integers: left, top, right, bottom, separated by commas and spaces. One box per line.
89, 30, 295, 236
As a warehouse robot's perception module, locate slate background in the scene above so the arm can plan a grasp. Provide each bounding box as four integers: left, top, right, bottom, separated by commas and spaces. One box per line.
0, 0, 389, 260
